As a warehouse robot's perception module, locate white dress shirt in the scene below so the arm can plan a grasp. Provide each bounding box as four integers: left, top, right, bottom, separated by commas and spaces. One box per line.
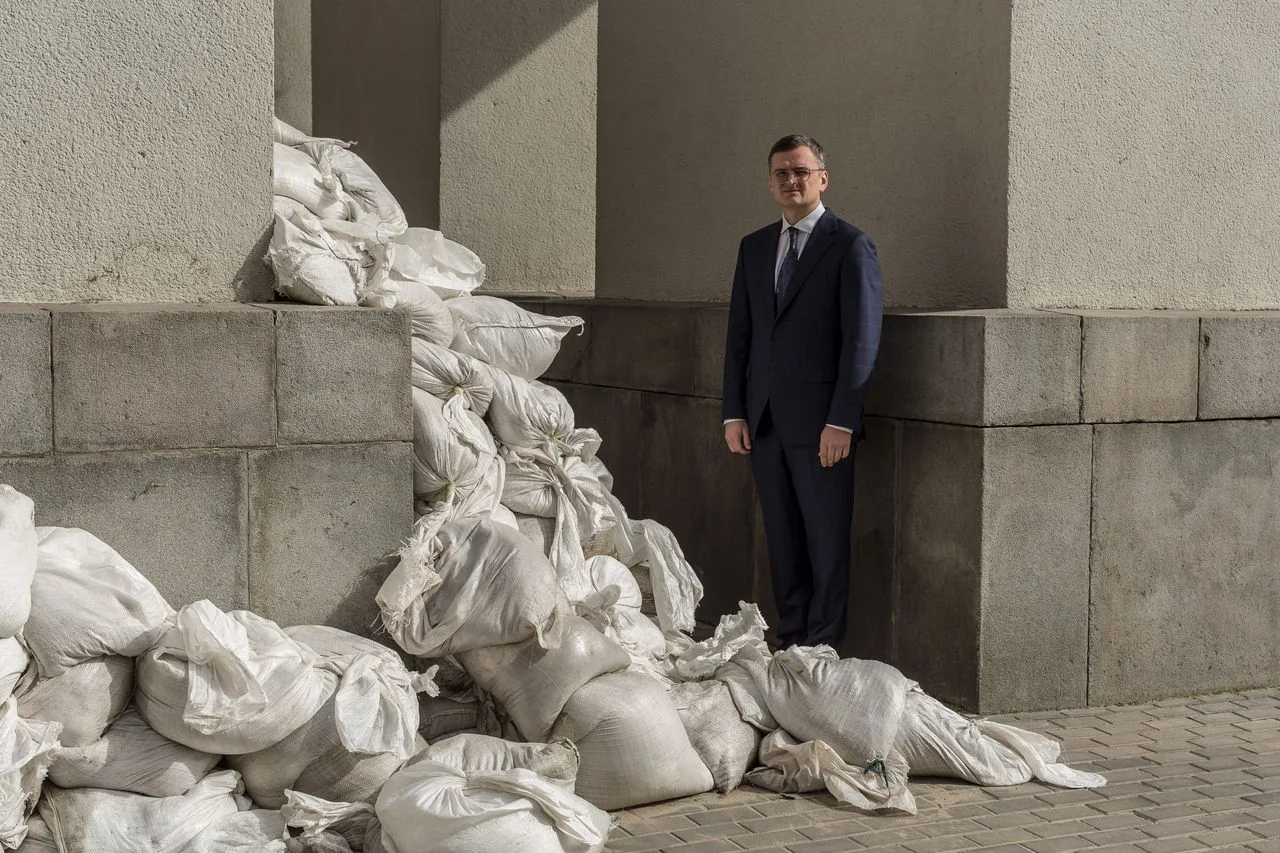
726, 202, 852, 435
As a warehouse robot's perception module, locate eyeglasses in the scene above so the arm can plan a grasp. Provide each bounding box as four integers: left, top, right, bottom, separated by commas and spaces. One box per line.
771, 167, 825, 183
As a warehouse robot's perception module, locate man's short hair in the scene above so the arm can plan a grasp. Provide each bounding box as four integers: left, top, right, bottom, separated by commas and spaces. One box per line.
768, 135, 826, 169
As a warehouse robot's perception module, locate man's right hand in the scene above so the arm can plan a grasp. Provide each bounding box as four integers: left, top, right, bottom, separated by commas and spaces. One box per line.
725, 421, 752, 454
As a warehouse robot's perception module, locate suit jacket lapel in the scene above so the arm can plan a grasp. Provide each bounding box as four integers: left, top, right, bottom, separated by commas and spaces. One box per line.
774, 210, 837, 322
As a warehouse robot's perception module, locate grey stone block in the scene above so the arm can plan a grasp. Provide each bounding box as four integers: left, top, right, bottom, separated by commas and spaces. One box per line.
894, 421, 983, 708
588, 302, 700, 395
273, 305, 413, 444
1090, 421, 1280, 705
638, 393, 755, 624
552, 382, 644, 514
1200, 314, 1280, 419
51, 304, 275, 452
846, 417, 897, 663
0, 305, 51, 455
979, 425, 1091, 713
248, 442, 414, 638
0, 450, 248, 610
983, 312, 1081, 425
1079, 312, 1200, 423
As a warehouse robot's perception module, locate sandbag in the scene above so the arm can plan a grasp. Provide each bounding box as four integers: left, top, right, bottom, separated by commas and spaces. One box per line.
746, 729, 916, 814
135, 600, 338, 755
386, 228, 486, 300
573, 556, 666, 661
0, 698, 59, 849
487, 502, 520, 531
418, 734, 581, 782
38, 768, 245, 853
273, 142, 349, 220
551, 672, 714, 810
16, 654, 132, 747
0, 486, 37, 639
484, 371, 600, 458
363, 278, 455, 346
185, 809, 290, 853
376, 517, 559, 659
266, 212, 392, 307
282, 791, 377, 852
894, 688, 1105, 789
0, 638, 28, 704
669, 680, 761, 793
13, 815, 55, 853
733, 645, 911, 769
605, 508, 704, 635
713, 660, 778, 732
448, 297, 583, 380
418, 695, 481, 743
675, 603, 770, 681
457, 612, 629, 742
24, 527, 172, 677
410, 340, 494, 416
411, 389, 504, 510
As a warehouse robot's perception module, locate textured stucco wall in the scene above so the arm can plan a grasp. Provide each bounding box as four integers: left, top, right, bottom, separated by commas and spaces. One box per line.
440, 0, 597, 294
312, 0, 441, 230
597, 0, 1011, 307
274, 0, 312, 133
0, 0, 274, 303
1008, 0, 1280, 310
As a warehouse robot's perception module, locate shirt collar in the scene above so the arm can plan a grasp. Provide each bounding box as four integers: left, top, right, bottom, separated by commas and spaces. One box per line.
781, 201, 826, 235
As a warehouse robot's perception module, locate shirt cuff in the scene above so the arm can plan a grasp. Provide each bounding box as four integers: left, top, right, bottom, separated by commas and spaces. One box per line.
723, 418, 747, 425
826, 424, 853, 433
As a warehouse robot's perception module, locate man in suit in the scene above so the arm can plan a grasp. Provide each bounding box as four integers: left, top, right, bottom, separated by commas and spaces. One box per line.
722, 134, 884, 651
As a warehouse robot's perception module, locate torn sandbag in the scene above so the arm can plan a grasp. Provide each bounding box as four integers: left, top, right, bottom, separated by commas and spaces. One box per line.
266, 211, 392, 307
673, 602, 770, 681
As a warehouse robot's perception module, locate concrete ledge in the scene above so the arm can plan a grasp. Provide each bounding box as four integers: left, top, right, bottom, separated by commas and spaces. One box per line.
51, 304, 276, 452
0, 305, 51, 455
0, 450, 248, 610
1072, 311, 1201, 423
272, 305, 413, 444
1199, 313, 1280, 420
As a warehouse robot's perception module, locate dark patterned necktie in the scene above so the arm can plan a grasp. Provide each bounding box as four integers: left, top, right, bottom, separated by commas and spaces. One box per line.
775, 226, 800, 307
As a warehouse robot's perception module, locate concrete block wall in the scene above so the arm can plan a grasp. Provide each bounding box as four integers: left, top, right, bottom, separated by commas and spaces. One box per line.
0, 304, 414, 638
517, 297, 1280, 713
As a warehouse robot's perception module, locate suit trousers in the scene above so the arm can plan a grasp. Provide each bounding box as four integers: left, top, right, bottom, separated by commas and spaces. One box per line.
750, 408, 855, 650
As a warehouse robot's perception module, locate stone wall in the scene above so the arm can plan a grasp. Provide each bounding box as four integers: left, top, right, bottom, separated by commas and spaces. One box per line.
0, 304, 414, 637
519, 298, 1280, 712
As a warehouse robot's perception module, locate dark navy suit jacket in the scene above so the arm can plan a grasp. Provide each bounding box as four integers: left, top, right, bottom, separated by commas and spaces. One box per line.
722, 209, 884, 445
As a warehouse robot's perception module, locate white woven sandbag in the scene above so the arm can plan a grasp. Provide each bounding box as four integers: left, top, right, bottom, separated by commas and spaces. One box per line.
410, 340, 494, 416
485, 370, 600, 458
273, 142, 349, 220
457, 613, 629, 742
573, 556, 667, 660
0, 639, 28, 704
38, 768, 245, 853
417, 734, 581, 783
669, 679, 761, 793
48, 708, 220, 796
0, 486, 37, 639
13, 815, 55, 852
267, 212, 393, 307
184, 809, 290, 853
386, 228, 486, 299
746, 729, 917, 814
713, 660, 778, 732
377, 517, 559, 659
733, 645, 911, 770
551, 672, 714, 810
895, 688, 1104, 788
363, 278, 455, 346
135, 600, 338, 755
273, 194, 317, 222
283, 791, 379, 850
25, 526, 173, 677
16, 654, 132, 746
516, 514, 556, 556
448, 297, 583, 380
376, 759, 609, 853
675, 602, 770, 681
411, 389, 504, 510
0, 698, 59, 849
603, 501, 704, 636
487, 502, 520, 531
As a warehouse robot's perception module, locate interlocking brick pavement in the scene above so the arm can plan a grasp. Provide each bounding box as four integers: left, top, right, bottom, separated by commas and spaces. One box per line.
606, 688, 1280, 852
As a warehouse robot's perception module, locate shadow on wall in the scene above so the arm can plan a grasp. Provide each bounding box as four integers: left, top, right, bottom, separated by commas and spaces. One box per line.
234, 224, 276, 303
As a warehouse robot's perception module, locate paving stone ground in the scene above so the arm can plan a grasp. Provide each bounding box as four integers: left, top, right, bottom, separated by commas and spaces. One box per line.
606, 688, 1280, 853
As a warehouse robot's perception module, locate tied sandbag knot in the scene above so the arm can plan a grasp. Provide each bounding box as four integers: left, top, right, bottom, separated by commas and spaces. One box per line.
864, 758, 890, 791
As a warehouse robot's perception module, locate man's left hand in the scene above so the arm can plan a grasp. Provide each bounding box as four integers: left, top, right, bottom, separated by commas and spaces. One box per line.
818, 426, 852, 468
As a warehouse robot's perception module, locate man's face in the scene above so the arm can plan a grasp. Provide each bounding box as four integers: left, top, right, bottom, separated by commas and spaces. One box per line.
767, 146, 828, 213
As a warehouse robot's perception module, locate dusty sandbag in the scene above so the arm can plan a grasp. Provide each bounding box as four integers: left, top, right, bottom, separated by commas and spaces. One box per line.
895, 688, 1105, 788
411, 388, 504, 510
573, 556, 666, 661
484, 370, 600, 458
487, 502, 520, 531
13, 815, 55, 852
363, 277, 455, 346
410, 339, 494, 415
282, 791, 377, 852
47, 707, 220, 797
24, 527, 172, 677
669, 680, 760, 793
713, 660, 778, 732
457, 612, 629, 742
675, 602, 770, 681
267, 211, 392, 307
551, 672, 714, 810
0, 638, 28, 704
0, 486, 37, 639
185, 808, 290, 853
274, 142, 350, 220
418, 694, 481, 743
747, 729, 916, 813
0, 698, 59, 849
417, 734, 581, 783
376, 517, 559, 659
386, 227, 486, 299
516, 514, 556, 556
448, 297, 583, 380
16, 654, 132, 747
38, 768, 246, 853
274, 194, 319, 222
733, 644, 911, 769
136, 600, 338, 755
375, 757, 609, 853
